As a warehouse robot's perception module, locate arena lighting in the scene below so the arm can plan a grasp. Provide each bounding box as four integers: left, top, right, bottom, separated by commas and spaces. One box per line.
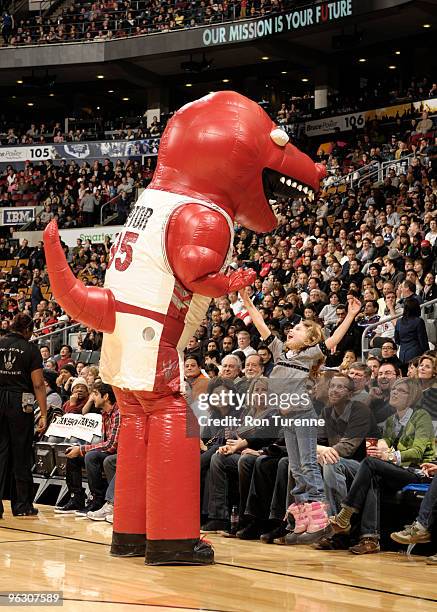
388, 65, 397, 69
185, 83, 193, 87
301, 78, 309, 82
222, 79, 230, 83
108, 89, 114, 93
16, 79, 23, 84
122, 97, 129, 101
49, 93, 55, 97
96, 75, 104, 79
395, 50, 401, 55
261, 56, 270, 60
27, 102, 34, 106
281, 71, 287, 74
358, 58, 367, 63
422, 24, 431, 28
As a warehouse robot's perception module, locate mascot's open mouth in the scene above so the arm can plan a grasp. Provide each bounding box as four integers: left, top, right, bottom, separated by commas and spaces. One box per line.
263, 168, 316, 203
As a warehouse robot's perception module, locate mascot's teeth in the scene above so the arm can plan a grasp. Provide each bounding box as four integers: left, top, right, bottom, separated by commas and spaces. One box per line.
297, 185, 303, 191
292, 182, 297, 188
303, 186, 308, 194
286, 179, 292, 187
280, 177, 286, 184
308, 192, 314, 201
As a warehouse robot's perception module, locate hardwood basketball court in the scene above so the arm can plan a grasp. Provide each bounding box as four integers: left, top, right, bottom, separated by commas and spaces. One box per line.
0, 505, 435, 611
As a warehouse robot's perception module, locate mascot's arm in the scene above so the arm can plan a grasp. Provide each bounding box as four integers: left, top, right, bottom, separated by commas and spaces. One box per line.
167, 204, 256, 298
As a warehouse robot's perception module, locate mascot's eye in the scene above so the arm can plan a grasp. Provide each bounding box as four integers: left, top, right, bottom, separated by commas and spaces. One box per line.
270, 128, 289, 147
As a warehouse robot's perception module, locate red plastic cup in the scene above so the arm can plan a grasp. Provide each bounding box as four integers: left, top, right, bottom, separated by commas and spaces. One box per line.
366, 438, 378, 455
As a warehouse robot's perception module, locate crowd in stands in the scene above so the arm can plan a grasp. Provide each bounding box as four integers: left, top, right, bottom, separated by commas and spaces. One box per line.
0, 91, 436, 560
0, 116, 163, 145
1, 0, 294, 46
0, 155, 157, 227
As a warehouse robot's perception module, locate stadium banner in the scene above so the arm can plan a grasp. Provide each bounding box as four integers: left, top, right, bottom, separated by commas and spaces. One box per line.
57, 225, 125, 247
45, 413, 103, 443
14, 225, 125, 247
202, 0, 353, 46
0, 207, 36, 226
0, 139, 160, 164
305, 97, 437, 136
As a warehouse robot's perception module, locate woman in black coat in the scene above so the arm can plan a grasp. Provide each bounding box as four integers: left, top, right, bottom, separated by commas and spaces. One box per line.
419, 272, 437, 314
395, 298, 429, 374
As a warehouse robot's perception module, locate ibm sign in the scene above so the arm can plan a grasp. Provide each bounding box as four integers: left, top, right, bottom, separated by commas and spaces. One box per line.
1, 207, 36, 226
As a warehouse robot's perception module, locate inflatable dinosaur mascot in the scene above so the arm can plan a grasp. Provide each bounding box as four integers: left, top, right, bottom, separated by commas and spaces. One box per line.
43, 91, 325, 565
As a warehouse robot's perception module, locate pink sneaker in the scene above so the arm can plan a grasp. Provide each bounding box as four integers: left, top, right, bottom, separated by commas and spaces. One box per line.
297, 501, 332, 544
284, 503, 309, 545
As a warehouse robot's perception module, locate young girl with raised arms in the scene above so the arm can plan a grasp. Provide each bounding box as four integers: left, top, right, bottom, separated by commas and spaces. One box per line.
240, 288, 362, 543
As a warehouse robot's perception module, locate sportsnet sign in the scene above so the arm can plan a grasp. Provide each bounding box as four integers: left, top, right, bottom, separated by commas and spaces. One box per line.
202, 0, 353, 46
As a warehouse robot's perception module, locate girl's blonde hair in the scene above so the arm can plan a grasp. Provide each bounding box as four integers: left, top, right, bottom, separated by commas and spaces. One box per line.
297, 320, 325, 350
285, 320, 326, 379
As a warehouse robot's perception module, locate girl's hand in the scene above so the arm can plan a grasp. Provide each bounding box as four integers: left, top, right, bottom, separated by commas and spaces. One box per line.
347, 296, 362, 316
239, 287, 252, 307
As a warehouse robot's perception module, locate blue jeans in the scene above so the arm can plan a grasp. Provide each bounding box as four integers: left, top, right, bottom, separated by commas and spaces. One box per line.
103, 454, 117, 503
343, 457, 421, 537
417, 476, 437, 529
323, 458, 360, 514
284, 409, 325, 503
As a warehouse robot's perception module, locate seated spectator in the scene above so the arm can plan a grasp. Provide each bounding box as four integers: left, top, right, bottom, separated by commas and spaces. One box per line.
415, 111, 434, 136
77, 328, 102, 350
54, 382, 120, 515
200, 377, 241, 521
185, 355, 209, 403
376, 339, 401, 369
330, 378, 435, 554
236, 353, 264, 394
319, 293, 341, 328
56, 363, 77, 402
56, 344, 75, 370
201, 376, 279, 535
348, 362, 371, 405
390, 462, 437, 564
339, 350, 357, 373
86, 453, 117, 523
34, 368, 63, 440
257, 345, 274, 377
368, 361, 401, 426
417, 354, 437, 428
220, 354, 243, 382
316, 374, 378, 548
62, 377, 90, 414
233, 330, 256, 358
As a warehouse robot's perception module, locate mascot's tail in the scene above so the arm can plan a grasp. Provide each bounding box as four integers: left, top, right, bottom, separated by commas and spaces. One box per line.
43, 220, 116, 333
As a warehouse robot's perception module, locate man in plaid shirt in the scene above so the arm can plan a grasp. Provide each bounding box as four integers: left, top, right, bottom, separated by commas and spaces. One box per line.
54, 382, 120, 516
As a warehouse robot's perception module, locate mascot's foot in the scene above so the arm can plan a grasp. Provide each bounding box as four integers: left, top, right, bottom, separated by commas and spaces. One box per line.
110, 532, 147, 557
145, 538, 215, 566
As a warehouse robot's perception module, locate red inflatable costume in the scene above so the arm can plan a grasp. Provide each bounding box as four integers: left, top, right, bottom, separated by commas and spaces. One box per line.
43, 91, 325, 565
